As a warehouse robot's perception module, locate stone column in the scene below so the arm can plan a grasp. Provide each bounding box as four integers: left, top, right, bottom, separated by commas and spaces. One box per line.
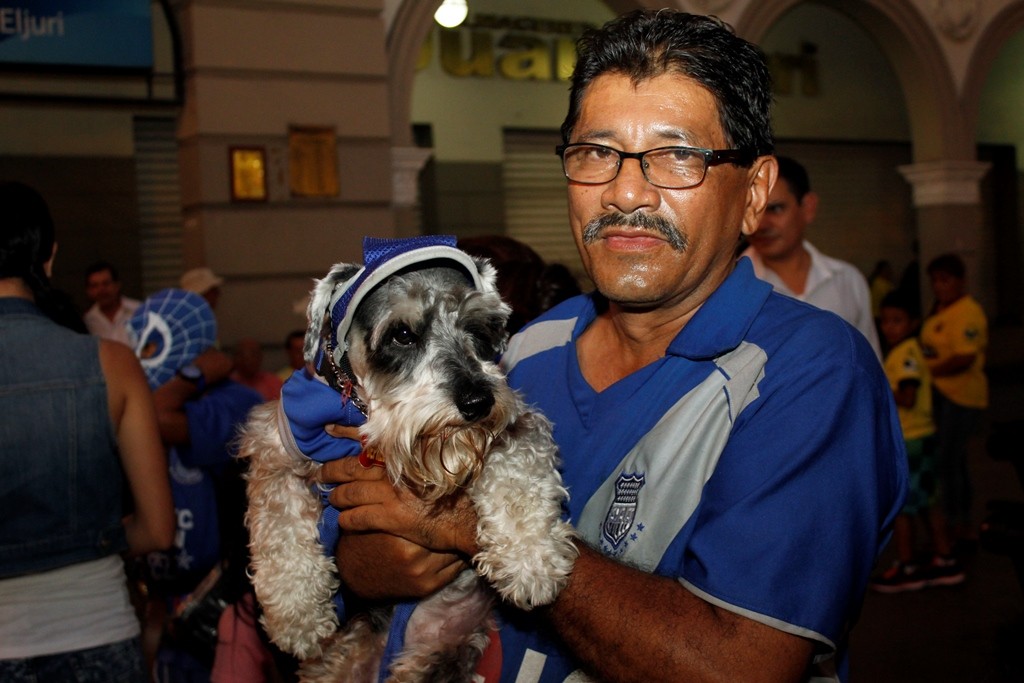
392, 145, 434, 237
898, 160, 992, 312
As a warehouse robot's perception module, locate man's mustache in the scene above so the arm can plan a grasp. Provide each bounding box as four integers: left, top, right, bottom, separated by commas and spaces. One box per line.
582, 212, 687, 251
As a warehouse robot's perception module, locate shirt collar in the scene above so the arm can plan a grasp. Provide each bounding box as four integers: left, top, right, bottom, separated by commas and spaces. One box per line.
667, 257, 773, 360
801, 240, 840, 290
0, 296, 43, 317
742, 240, 836, 297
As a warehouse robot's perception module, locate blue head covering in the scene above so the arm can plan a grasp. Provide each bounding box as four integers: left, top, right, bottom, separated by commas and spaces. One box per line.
126, 288, 217, 389
320, 235, 490, 361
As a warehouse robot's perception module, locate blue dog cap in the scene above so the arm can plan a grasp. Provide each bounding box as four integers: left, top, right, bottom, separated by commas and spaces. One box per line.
327, 235, 491, 352
126, 288, 217, 389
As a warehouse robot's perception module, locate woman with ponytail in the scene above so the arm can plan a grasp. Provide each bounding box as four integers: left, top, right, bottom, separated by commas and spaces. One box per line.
0, 181, 175, 682
0, 181, 85, 332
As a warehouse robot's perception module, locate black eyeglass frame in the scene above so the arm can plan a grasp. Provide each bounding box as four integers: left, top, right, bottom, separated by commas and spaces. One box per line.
554, 142, 759, 189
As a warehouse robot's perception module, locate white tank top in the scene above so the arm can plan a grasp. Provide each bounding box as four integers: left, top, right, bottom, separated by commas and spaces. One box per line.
0, 556, 140, 658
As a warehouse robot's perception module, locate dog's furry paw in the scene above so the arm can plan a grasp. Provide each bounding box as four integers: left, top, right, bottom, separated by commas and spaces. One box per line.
298, 619, 386, 683
475, 518, 577, 610
240, 401, 342, 659
470, 410, 578, 609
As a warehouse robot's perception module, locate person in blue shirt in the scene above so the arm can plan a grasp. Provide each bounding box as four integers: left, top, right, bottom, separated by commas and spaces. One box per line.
320, 10, 907, 682
127, 289, 264, 681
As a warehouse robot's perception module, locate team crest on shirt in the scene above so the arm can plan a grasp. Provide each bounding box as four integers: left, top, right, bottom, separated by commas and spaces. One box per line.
602, 472, 646, 552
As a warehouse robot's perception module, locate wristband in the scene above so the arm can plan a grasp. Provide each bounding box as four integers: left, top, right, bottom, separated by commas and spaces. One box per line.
177, 363, 207, 394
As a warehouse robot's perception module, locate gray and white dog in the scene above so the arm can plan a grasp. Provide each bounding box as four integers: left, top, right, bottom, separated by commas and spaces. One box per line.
239, 237, 577, 682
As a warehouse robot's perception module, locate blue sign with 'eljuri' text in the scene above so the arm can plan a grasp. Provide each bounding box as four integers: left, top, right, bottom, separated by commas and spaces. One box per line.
0, 1, 153, 69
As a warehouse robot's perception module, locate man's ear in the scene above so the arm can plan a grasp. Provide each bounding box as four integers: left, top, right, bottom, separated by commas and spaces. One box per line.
741, 156, 777, 237
43, 242, 57, 279
799, 190, 819, 224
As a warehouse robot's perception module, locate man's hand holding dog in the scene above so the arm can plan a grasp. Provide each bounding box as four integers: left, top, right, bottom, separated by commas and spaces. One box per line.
319, 441, 478, 600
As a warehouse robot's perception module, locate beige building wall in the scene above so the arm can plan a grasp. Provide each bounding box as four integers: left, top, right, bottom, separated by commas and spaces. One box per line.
173, 0, 397, 348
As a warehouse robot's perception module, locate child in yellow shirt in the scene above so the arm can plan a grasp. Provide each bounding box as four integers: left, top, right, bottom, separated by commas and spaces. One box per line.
920, 253, 987, 548
871, 291, 964, 593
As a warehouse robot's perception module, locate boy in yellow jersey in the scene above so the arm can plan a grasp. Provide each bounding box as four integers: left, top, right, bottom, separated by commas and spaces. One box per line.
920, 253, 988, 550
871, 291, 965, 592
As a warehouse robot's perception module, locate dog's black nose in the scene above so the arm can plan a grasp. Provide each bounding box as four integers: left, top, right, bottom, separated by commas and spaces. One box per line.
457, 388, 495, 422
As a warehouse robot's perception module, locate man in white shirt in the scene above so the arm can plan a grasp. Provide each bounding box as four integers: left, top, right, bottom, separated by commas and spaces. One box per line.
742, 156, 881, 358
83, 261, 140, 346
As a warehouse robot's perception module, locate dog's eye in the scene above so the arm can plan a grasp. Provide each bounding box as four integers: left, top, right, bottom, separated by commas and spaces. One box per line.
389, 324, 418, 347
465, 324, 501, 359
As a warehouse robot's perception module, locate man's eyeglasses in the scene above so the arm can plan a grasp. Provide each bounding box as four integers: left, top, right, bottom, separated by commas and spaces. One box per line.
555, 143, 757, 190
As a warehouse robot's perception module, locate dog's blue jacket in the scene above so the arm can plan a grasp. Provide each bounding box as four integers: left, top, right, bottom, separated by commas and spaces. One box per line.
279, 368, 363, 585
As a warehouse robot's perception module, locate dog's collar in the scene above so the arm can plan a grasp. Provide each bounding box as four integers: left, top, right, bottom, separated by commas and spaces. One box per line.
320, 335, 368, 417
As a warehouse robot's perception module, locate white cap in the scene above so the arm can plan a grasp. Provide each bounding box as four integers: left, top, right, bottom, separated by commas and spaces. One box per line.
180, 267, 224, 295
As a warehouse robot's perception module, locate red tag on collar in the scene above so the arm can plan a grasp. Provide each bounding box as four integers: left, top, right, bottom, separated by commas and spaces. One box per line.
341, 379, 356, 404
358, 436, 386, 469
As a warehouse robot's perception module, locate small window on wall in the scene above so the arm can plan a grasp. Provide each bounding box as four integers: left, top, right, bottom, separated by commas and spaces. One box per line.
503, 129, 585, 284
229, 147, 268, 202
289, 126, 340, 198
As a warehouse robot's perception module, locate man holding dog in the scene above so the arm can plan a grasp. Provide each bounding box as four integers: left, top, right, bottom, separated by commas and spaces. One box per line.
322, 10, 906, 682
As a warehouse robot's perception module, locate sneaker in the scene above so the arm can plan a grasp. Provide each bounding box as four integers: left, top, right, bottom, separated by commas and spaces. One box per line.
870, 561, 929, 593
925, 555, 967, 588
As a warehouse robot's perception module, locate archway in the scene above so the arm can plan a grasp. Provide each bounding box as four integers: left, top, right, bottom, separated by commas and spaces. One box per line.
964, 1, 1024, 323
386, 0, 443, 148
736, 0, 966, 162
962, 1, 1024, 134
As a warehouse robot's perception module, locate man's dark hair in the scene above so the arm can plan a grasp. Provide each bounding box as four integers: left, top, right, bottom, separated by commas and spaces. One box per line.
285, 329, 304, 347
879, 289, 917, 318
775, 155, 811, 202
926, 253, 966, 280
85, 260, 120, 283
561, 9, 774, 161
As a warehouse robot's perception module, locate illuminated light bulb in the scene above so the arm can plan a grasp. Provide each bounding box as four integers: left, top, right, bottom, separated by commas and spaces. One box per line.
434, 0, 468, 28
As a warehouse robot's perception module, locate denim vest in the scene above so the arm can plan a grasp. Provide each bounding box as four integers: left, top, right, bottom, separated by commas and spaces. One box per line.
0, 297, 127, 578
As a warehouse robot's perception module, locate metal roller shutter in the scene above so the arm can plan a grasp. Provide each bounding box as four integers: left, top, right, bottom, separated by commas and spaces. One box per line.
133, 116, 183, 296
503, 130, 586, 282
